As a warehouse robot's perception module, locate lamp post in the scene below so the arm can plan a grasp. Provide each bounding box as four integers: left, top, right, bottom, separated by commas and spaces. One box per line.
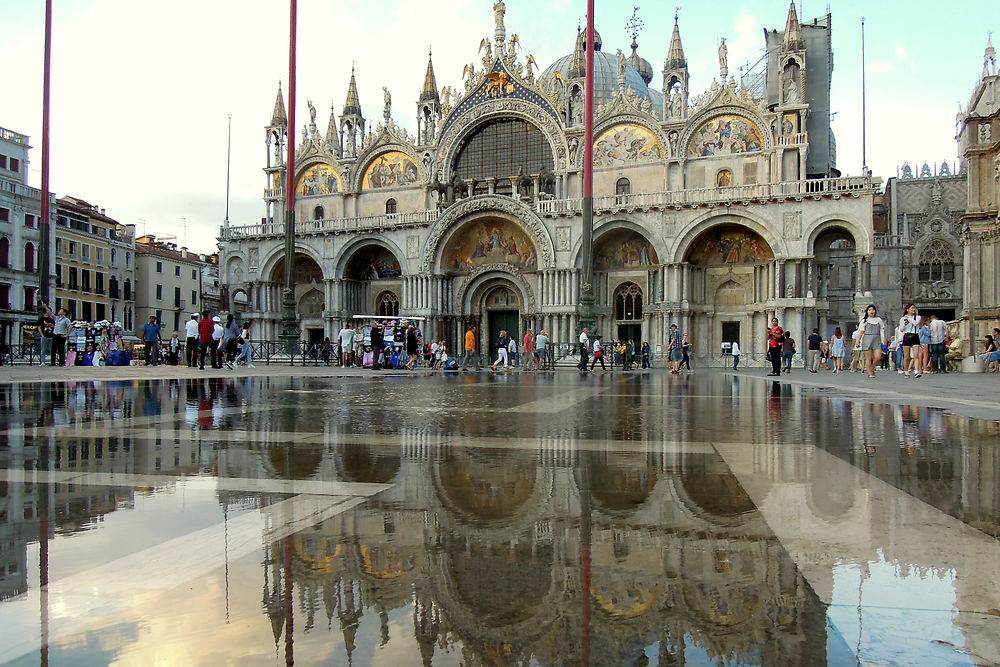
578, 0, 597, 334
279, 0, 301, 354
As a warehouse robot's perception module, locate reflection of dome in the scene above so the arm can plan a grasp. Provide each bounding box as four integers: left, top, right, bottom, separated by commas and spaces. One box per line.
267, 445, 322, 479
590, 458, 657, 513
338, 442, 400, 483
293, 534, 341, 574
448, 540, 552, 627
681, 468, 755, 517
539, 33, 663, 118
437, 454, 535, 523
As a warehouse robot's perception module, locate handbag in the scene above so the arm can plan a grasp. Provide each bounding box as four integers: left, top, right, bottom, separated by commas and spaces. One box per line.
594, 350, 603, 359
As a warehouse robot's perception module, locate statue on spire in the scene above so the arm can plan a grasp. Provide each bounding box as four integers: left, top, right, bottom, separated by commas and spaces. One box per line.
493, 1, 506, 31
718, 38, 729, 79
382, 87, 392, 122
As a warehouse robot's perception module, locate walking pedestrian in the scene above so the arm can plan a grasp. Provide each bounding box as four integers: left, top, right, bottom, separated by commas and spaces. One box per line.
681, 334, 691, 371
806, 328, 823, 373
577, 327, 590, 371
338, 324, 355, 366
781, 334, 795, 373
492, 329, 510, 370
899, 303, 921, 378
859, 304, 888, 379
405, 326, 419, 370
534, 329, 549, 370
641, 341, 651, 369
211, 316, 224, 369
37, 308, 53, 366
766, 318, 783, 376
198, 310, 214, 370
234, 321, 255, 367
830, 327, 845, 372
142, 315, 161, 366
731, 339, 741, 370
849, 327, 864, 372
168, 332, 181, 365
668, 324, 683, 374
918, 316, 932, 374
462, 325, 480, 370
221, 314, 239, 369
371, 324, 385, 371
590, 335, 606, 371
184, 313, 200, 367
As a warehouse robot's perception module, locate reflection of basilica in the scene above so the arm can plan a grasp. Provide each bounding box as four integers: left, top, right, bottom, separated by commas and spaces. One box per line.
220, 2, 878, 359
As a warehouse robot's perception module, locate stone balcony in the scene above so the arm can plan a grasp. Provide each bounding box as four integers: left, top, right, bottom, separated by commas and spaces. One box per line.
222, 176, 881, 240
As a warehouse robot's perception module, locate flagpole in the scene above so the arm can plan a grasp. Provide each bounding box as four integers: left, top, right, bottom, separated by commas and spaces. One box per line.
578, 0, 596, 334
39, 0, 53, 304
861, 17, 867, 173
224, 114, 231, 229
279, 0, 300, 353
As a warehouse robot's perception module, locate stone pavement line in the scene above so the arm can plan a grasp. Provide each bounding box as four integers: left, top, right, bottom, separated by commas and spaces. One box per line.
0, 404, 282, 436
0, 468, 391, 498
0, 488, 385, 664
712, 439, 1000, 665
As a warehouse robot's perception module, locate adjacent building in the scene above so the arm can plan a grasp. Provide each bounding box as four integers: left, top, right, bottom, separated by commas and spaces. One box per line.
957, 37, 1000, 345
134, 235, 207, 335
0, 126, 54, 347
219, 3, 879, 360
54, 196, 135, 326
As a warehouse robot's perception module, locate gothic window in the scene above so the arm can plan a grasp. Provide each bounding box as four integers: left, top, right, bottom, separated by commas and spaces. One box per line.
616, 178, 631, 195
453, 118, 554, 184
313, 205, 325, 220
614, 282, 642, 321
385, 198, 397, 215
375, 290, 399, 317
918, 240, 955, 282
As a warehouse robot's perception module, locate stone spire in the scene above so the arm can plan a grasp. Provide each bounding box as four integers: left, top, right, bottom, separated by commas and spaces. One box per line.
984, 34, 997, 78
270, 83, 287, 127
343, 67, 362, 116
569, 26, 586, 79
325, 102, 341, 156
419, 51, 440, 104
783, 0, 805, 52
665, 13, 687, 70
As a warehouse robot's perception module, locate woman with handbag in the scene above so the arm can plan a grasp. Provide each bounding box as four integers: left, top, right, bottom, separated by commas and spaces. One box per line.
766, 317, 784, 376
491, 330, 510, 370
233, 321, 255, 368
898, 303, 922, 378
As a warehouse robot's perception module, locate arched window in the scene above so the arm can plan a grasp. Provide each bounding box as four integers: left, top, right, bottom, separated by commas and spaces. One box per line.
919, 240, 955, 282
24, 242, 35, 273
614, 282, 643, 321
0, 237, 8, 268
385, 198, 397, 215
453, 118, 554, 184
313, 205, 325, 220
615, 178, 631, 196
124, 279, 132, 301
375, 290, 399, 317
716, 169, 733, 187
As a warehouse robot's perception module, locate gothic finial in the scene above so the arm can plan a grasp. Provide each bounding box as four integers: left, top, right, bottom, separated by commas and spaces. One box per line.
984, 33, 997, 77
343, 68, 362, 116
666, 11, 687, 70
784, 0, 805, 51
420, 51, 440, 104
626, 6, 643, 43
270, 82, 287, 127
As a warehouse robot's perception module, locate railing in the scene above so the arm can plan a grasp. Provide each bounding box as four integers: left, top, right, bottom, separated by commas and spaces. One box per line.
0, 127, 29, 145
874, 234, 904, 248
0, 179, 41, 200
222, 210, 438, 239
777, 132, 809, 146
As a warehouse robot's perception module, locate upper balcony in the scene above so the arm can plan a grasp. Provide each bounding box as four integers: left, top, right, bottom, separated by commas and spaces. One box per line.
221, 176, 881, 241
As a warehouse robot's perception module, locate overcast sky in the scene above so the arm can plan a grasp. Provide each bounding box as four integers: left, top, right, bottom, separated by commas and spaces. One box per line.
3, 0, 995, 255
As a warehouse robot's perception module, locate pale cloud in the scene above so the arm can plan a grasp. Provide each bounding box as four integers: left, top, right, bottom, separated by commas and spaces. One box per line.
866, 61, 898, 73
894, 44, 908, 61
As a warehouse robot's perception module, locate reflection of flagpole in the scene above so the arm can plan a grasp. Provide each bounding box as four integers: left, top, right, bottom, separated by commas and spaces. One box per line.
283, 534, 294, 667
580, 453, 592, 666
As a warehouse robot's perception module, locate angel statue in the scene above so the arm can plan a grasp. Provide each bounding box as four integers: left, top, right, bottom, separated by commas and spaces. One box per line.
307, 99, 317, 125
382, 87, 392, 118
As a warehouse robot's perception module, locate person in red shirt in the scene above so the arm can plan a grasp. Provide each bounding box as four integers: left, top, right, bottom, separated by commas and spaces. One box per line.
766, 317, 784, 376
198, 310, 215, 370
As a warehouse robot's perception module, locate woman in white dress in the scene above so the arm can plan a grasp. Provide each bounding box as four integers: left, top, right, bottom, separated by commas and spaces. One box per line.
858, 305, 888, 379
898, 303, 921, 378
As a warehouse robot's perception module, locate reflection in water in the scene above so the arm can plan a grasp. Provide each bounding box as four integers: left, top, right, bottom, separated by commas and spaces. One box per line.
0, 375, 997, 664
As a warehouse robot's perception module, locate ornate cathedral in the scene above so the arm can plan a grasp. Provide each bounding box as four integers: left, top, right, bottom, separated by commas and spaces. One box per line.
218, 2, 879, 362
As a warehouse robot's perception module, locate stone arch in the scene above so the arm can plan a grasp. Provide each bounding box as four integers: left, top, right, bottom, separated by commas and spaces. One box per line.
225, 256, 245, 285
805, 215, 870, 256
437, 105, 568, 181
259, 243, 324, 285
230, 288, 250, 309
333, 236, 408, 279
457, 266, 536, 316
671, 210, 786, 263
297, 288, 324, 316
421, 195, 555, 273
572, 219, 666, 270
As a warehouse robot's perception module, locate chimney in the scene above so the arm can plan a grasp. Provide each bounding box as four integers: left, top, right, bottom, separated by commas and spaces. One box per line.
181, 247, 188, 258
100, 208, 106, 215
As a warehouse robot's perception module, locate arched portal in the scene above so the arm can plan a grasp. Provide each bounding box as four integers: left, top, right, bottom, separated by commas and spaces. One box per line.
811, 225, 857, 326
592, 228, 658, 343
684, 224, 774, 360
271, 253, 325, 343
339, 243, 403, 317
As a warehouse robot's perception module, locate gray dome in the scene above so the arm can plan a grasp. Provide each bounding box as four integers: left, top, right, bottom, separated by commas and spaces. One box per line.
628, 41, 654, 84
539, 51, 662, 119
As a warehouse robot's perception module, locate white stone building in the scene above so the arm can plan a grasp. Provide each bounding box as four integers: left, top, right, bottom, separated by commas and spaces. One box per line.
219, 3, 879, 362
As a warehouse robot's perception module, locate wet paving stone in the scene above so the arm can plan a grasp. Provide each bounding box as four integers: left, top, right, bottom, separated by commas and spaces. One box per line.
0, 372, 998, 665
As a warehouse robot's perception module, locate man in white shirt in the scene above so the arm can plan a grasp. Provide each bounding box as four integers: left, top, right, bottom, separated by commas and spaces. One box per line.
338, 325, 355, 366
184, 314, 200, 367
929, 314, 947, 373
578, 327, 590, 371
211, 316, 224, 369
534, 330, 549, 370
40, 301, 71, 367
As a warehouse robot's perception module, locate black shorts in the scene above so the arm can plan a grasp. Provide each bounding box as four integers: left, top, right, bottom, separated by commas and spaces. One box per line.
902, 333, 920, 347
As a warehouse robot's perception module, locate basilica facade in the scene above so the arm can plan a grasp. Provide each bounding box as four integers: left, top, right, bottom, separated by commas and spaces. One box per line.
218, 2, 879, 363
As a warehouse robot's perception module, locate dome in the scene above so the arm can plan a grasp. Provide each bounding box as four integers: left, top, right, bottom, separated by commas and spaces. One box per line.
628, 40, 654, 84
539, 50, 663, 119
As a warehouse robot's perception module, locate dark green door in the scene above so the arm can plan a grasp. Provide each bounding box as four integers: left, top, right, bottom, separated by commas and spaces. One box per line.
487, 310, 520, 357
